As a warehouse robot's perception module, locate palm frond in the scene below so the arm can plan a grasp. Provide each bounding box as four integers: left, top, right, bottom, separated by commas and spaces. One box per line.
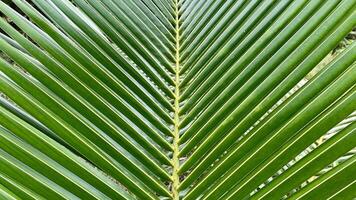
0, 0, 355, 199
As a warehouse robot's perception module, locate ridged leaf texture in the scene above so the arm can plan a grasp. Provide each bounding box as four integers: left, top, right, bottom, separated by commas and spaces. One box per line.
0, 0, 355, 199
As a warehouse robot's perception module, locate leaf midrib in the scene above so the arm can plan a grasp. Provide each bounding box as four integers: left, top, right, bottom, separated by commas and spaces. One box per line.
171, 0, 181, 199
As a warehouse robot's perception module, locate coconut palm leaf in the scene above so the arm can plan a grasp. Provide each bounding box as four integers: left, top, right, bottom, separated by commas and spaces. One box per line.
0, 0, 355, 199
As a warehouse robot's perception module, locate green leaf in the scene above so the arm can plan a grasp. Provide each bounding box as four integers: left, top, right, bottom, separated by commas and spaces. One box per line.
0, 0, 355, 199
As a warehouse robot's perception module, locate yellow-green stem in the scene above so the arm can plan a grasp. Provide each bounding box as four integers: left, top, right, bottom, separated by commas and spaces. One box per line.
172, 0, 181, 199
